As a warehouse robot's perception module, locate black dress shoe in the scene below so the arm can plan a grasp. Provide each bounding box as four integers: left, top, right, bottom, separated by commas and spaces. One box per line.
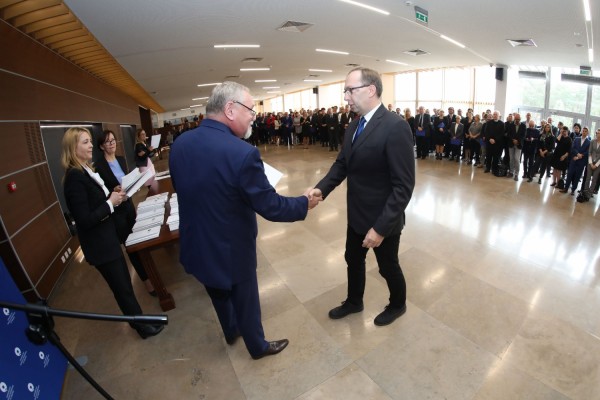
251, 339, 289, 360
328, 301, 364, 319
134, 323, 164, 339
374, 304, 407, 326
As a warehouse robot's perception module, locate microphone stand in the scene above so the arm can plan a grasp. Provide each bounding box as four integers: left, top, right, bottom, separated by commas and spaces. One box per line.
0, 300, 167, 400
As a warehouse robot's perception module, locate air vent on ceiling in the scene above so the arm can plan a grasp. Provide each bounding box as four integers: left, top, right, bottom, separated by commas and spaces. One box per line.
224, 75, 240, 79
277, 21, 314, 33
345, 63, 360, 67
307, 74, 319, 78
403, 49, 429, 56
507, 39, 537, 47
242, 57, 263, 63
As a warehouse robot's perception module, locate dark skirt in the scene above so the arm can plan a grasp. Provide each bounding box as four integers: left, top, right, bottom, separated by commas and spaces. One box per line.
551, 152, 569, 171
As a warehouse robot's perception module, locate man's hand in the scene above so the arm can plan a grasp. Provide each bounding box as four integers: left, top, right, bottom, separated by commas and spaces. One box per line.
304, 187, 323, 210
362, 228, 384, 248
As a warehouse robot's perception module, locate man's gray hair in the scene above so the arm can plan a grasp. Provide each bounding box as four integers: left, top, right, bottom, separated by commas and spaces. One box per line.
206, 81, 250, 115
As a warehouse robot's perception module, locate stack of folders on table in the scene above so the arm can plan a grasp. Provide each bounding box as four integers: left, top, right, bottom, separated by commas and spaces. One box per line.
155, 170, 170, 181
125, 193, 169, 246
167, 193, 179, 231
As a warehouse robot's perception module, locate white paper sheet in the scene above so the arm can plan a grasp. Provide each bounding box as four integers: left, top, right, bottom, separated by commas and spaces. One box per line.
263, 162, 283, 187
150, 134, 161, 149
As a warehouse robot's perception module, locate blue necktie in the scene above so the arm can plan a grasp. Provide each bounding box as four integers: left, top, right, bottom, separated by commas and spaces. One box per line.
353, 117, 366, 144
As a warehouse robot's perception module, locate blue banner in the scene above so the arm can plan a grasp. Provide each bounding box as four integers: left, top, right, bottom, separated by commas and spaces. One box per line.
0, 259, 67, 400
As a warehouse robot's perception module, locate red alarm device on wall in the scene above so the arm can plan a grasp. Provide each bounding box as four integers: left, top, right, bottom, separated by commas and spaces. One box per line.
7, 181, 17, 192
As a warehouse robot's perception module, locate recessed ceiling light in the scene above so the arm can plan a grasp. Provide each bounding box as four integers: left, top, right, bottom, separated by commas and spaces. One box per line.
190, 104, 202, 108
262, 86, 280, 89
309, 68, 333, 72
192, 97, 209, 100
316, 48, 349, 55
338, 0, 390, 15
386, 59, 409, 66
583, 0, 591, 21
589, 48, 594, 63
255, 79, 277, 82
240, 68, 271, 71
197, 82, 221, 87
214, 44, 260, 48
267, 91, 281, 94
304, 79, 322, 82
180, 108, 189, 110
440, 35, 466, 49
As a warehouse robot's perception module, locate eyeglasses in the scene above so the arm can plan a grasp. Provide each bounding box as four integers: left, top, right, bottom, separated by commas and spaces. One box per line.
232, 100, 256, 116
104, 139, 116, 145
343, 84, 370, 95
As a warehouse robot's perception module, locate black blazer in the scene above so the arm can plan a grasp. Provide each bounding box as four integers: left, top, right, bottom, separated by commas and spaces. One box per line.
316, 104, 415, 236
63, 167, 122, 266
414, 113, 431, 136
94, 156, 137, 243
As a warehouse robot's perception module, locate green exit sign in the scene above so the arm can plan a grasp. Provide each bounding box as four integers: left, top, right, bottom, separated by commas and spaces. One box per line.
415, 6, 428, 24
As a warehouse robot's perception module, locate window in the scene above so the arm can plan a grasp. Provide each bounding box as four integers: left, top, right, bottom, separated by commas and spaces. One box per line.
300, 89, 318, 111
265, 96, 283, 113
418, 70, 443, 103
549, 68, 587, 114
395, 72, 416, 112
591, 85, 600, 117
514, 77, 546, 108
318, 82, 344, 110
474, 66, 495, 112
444, 68, 472, 110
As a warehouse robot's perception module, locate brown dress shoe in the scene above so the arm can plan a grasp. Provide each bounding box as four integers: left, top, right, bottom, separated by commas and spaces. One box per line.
251, 339, 289, 360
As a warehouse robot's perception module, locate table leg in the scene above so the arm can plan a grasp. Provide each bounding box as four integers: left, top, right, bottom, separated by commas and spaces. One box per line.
138, 249, 175, 311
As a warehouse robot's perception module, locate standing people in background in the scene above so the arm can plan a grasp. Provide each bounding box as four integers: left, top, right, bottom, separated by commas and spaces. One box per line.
443, 107, 456, 158
484, 111, 505, 175
62, 127, 164, 339
169, 82, 320, 360
339, 105, 352, 146
505, 113, 525, 180
449, 115, 464, 162
95, 130, 156, 297
469, 114, 483, 167
580, 129, 600, 201
530, 123, 555, 183
325, 107, 339, 151
414, 106, 431, 160
433, 110, 447, 160
462, 110, 474, 164
561, 126, 591, 194
550, 126, 573, 187
301, 110, 311, 149
309, 67, 415, 327
404, 108, 415, 146
293, 111, 302, 146
522, 120, 540, 180
135, 129, 158, 192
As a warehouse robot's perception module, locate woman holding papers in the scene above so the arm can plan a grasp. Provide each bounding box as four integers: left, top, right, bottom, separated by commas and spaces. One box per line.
62, 127, 163, 339
95, 130, 157, 297
134, 129, 158, 192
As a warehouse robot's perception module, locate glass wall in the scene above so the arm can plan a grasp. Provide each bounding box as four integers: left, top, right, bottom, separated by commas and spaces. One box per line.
318, 82, 344, 109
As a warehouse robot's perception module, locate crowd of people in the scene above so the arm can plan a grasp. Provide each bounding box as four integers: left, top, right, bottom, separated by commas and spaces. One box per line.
244, 104, 600, 203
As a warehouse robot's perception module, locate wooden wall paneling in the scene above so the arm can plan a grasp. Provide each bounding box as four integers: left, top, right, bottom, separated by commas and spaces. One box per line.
9, 203, 69, 287
36, 235, 79, 299
0, 238, 33, 295
0, 122, 45, 177
0, 164, 56, 237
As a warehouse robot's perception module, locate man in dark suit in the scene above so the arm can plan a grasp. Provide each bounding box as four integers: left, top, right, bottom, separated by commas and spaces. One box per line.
339, 105, 352, 146
309, 67, 415, 326
325, 107, 339, 151
484, 110, 506, 175
170, 82, 320, 360
449, 115, 464, 161
443, 107, 456, 158
414, 106, 431, 159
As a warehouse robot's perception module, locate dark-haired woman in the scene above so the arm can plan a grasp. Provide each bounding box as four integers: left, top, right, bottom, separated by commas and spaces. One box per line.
135, 129, 158, 192
95, 130, 156, 296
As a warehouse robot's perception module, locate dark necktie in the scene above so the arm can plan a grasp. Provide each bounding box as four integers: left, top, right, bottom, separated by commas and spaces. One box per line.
353, 117, 366, 144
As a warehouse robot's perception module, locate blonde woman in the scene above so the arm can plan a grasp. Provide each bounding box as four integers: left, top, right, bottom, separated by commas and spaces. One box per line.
62, 127, 163, 339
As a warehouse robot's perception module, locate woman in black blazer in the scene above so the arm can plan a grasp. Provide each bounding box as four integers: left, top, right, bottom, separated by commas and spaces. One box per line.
95, 130, 156, 296
62, 127, 163, 339
135, 129, 158, 192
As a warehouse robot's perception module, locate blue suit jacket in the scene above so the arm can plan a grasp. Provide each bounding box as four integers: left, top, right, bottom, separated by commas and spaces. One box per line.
169, 119, 308, 289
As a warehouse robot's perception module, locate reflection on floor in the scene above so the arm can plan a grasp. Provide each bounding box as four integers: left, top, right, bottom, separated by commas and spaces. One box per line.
54, 145, 600, 400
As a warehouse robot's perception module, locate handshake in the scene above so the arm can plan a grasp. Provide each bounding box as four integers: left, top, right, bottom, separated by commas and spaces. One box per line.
303, 188, 324, 210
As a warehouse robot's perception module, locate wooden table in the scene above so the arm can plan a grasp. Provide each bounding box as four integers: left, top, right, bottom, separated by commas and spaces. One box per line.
126, 177, 178, 311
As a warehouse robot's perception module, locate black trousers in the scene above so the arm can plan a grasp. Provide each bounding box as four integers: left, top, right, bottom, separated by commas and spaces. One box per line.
95, 255, 143, 316
328, 129, 339, 150
204, 273, 268, 357
416, 135, 428, 158
485, 143, 501, 172
344, 226, 406, 308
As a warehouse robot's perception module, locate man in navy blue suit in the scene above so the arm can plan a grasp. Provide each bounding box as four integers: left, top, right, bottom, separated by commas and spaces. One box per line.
170, 82, 320, 360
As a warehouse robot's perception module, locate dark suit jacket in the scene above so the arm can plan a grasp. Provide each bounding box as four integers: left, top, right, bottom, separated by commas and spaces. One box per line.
64, 167, 122, 266
449, 122, 464, 141
169, 119, 308, 290
414, 113, 431, 136
315, 104, 415, 237
340, 112, 352, 131
94, 156, 136, 243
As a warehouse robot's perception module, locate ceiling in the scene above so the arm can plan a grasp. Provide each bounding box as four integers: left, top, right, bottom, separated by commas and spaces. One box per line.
11, 0, 600, 113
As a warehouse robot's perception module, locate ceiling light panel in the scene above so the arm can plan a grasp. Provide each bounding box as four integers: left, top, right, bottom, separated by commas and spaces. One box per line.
338, 0, 390, 15
316, 48, 349, 55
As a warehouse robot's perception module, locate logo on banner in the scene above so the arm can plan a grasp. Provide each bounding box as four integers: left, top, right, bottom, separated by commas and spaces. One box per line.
0, 382, 7, 392
14, 347, 27, 366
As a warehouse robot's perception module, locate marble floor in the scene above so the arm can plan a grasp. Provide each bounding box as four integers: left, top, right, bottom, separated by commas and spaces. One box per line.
53, 144, 600, 400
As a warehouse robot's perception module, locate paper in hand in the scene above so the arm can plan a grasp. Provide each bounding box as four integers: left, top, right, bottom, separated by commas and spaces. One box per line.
263, 162, 283, 188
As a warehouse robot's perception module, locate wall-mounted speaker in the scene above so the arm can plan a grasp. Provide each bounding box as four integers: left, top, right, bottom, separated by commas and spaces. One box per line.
259, 100, 264, 106
495, 67, 504, 81
312, 87, 319, 94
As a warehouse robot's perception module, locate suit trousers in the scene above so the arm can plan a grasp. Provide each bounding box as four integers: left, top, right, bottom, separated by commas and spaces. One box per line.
583, 164, 600, 196
344, 226, 406, 308
508, 147, 522, 176
95, 255, 143, 316
416, 135, 428, 158
204, 273, 268, 357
